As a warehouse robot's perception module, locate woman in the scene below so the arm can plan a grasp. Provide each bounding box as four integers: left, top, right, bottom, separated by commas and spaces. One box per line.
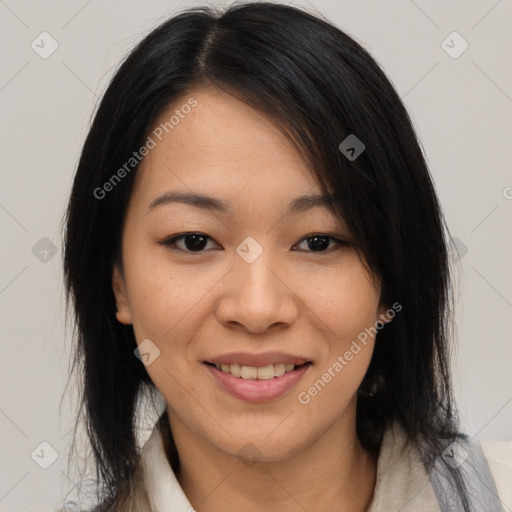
61, 2, 511, 511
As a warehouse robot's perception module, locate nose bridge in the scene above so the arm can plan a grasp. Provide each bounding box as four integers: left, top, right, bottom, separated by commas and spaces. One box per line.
216, 234, 297, 332
234, 235, 282, 298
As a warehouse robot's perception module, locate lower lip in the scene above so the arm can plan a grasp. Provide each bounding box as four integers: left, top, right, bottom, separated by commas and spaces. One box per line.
204, 363, 311, 403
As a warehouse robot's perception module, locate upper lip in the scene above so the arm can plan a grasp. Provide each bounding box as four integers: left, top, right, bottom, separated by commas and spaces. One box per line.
204, 351, 312, 368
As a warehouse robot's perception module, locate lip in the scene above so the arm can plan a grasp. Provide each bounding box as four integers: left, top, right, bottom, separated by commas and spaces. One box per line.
204, 351, 311, 367
204, 362, 312, 403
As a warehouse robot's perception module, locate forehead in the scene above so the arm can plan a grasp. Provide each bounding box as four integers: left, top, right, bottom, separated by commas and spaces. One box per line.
132, 86, 321, 202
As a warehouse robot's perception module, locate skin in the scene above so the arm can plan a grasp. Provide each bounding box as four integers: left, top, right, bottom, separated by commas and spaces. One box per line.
112, 85, 390, 512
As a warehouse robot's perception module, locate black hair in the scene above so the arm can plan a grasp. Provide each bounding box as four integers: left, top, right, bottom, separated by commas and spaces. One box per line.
62, 1, 470, 510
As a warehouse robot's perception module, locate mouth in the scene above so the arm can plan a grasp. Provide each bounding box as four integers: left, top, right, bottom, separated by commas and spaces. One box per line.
204, 361, 312, 380
203, 361, 313, 403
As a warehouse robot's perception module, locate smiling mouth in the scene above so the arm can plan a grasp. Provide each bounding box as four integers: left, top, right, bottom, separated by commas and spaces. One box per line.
204, 361, 312, 380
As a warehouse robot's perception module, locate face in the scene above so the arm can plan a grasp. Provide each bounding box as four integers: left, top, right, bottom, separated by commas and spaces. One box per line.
112, 86, 388, 462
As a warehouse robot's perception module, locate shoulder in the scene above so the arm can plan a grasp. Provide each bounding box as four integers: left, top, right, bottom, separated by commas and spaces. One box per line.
481, 438, 512, 509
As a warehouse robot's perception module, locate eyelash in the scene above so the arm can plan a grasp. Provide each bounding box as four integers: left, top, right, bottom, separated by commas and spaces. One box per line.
159, 232, 348, 255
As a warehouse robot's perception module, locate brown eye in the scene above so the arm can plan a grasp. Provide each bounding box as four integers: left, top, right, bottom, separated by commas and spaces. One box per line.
161, 233, 219, 253
160, 232, 346, 255
293, 235, 346, 253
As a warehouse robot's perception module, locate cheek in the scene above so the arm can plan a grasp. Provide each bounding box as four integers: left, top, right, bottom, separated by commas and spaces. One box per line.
300, 257, 381, 340
123, 247, 215, 340
296, 329, 375, 423
296, 260, 380, 404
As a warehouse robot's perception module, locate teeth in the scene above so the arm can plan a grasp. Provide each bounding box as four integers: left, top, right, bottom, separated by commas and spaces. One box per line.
214, 362, 300, 379
257, 365, 275, 380
274, 363, 286, 377
230, 363, 241, 377
241, 366, 258, 379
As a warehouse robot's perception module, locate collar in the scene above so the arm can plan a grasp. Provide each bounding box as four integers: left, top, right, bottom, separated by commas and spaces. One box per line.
366, 420, 439, 511
138, 418, 439, 512
139, 422, 193, 511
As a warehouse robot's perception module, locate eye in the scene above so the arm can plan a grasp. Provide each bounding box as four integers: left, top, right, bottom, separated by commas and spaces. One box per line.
160, 232, 220, 253
159, 232, 347, 254
293, 234, 347, 253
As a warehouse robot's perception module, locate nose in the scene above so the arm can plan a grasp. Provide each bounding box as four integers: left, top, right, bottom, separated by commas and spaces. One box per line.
215, 242, 299, 334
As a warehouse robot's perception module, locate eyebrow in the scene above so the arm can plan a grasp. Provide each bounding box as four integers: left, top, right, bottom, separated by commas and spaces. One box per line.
146, 190, 336, 216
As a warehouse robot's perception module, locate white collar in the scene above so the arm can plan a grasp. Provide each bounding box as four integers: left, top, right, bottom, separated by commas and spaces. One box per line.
139, 423, 193, 511
138, 419, 440, 511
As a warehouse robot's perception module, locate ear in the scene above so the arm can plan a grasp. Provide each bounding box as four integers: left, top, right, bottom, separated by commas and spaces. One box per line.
112, 263, 133, 325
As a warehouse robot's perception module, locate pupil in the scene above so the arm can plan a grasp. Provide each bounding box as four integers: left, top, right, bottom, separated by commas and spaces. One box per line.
181, 235, 330, 252
185, 234, 207, 251
309, 236, 329, 251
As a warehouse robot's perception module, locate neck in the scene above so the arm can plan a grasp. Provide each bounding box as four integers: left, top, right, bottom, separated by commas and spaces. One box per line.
166, 400, 378, 512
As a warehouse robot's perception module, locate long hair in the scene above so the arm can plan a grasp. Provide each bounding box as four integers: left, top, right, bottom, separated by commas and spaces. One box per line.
62, 2, 469, 509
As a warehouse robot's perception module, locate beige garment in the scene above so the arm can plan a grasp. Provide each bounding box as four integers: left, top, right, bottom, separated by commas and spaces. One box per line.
366, 420, 440, 512
134, 418, 441, 511
48, 419, 512, 511
128, 419, 512, 512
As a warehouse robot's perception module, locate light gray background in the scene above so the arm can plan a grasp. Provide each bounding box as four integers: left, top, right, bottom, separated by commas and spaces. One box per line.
1, 0, 511, 510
